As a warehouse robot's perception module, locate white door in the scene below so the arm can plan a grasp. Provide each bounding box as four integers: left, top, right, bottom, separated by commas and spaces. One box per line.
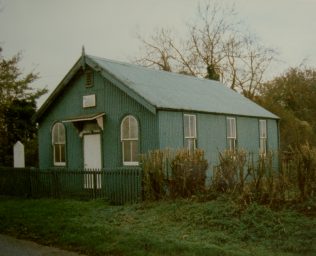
83, 134, 102, 188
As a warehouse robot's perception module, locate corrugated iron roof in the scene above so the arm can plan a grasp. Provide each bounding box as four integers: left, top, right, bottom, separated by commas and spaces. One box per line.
88, 55, 278, 119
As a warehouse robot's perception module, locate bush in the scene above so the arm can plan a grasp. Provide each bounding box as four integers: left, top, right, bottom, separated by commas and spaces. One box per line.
286, 144, 316, 200
170, 149, 208, 198
141, 149, 208, 200
212, 145, 316, 206
141, 150, 170, 200
141, 145, 316, 205
212, 149, 247, 193
212, 150, 289, 205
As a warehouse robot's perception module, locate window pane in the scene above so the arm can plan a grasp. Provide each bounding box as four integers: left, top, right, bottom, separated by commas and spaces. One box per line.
232, 119, 236, 138
54, 144, 66, 164
131, 140, 139, 162
184, 114, 196, 138
184, 138, 196, 152
227, 118, 231, 137
52, 123, 65, 144
260, 138, 267, 154
121, 116, 139, 164
52, 124, 59, 143
52, 123, 66, 165
228, 138, 236, 151
227, 118, 236, 138
54, 144, 60, 163
121, 118, 129, 139
58, 124, 65, 143
190, 115, 196, 137
260, 120, 267, 138
189, 138, 196, 152
121, 116, 138, 139
129, 117, 138, 139
184, 115, 190, 137
123, 141, 131, 162
60, 144, 66, 162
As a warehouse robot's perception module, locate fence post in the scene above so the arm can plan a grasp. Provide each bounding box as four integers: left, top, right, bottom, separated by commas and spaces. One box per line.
26, 168, 32, 197
93, 169, 97, 199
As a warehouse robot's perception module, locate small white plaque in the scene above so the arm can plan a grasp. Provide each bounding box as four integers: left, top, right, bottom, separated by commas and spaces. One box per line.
83, 94, 96, 108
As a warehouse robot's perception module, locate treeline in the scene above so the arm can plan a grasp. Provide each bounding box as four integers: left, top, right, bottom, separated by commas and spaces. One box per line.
0, 48, 47, 167
255, 67, 316, 150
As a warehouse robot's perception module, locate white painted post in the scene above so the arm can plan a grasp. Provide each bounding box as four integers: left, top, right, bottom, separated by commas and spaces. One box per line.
13, 141, 25, 168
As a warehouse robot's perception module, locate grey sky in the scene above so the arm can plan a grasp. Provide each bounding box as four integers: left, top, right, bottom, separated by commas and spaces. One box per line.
0, 0, 315, 106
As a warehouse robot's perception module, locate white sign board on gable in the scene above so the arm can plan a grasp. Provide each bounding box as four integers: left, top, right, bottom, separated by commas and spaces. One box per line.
13, 141, 25, 168
83, 94, 96, 108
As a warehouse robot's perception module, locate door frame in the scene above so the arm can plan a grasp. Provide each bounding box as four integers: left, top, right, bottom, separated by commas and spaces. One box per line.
83, 133, 103, 189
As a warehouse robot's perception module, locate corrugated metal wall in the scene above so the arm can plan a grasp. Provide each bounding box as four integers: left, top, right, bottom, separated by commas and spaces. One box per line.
38, 67, 279, 170
157, 111, 279, 171
158, 111, 184, 149
38, 69, 158, 169
237, 116, 260, 152
196, 113, 226, 167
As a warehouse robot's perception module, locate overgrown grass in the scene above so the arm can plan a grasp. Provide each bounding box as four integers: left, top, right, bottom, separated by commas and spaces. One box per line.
0, 196, 315, 255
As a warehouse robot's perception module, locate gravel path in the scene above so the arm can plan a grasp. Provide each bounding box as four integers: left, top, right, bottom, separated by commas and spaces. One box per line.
0, 234, 86, 256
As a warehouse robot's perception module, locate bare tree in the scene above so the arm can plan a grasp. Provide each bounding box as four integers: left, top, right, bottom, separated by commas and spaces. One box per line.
223, 34, 276, 98
135, 29, 174, 72
134, 0, 276, 99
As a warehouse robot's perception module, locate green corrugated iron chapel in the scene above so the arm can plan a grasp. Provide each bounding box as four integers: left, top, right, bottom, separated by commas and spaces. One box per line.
35, 50, 279, 172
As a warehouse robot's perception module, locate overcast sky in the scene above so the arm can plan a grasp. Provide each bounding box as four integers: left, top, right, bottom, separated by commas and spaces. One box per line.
1, 0, 316, 106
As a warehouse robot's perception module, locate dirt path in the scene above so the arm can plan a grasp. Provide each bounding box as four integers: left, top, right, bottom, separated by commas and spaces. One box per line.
0, 234, 86, 256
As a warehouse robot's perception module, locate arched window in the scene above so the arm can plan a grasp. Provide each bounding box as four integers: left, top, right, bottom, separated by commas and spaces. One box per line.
52, 122, 66, 166
121, 115, 139, 165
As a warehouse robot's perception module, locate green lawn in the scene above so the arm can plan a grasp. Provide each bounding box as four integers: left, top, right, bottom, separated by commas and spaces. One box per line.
0, 196, 315, 256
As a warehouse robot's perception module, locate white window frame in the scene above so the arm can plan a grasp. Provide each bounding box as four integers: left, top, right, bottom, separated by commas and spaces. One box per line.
52, 122, 66, 166
121, 115, 139, 166
259, 120, 267, 156
184, 114, 197, 152
227, 117, 237, 151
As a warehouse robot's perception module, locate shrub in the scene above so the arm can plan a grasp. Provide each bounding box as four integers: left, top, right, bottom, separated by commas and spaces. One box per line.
170, 149, 208, 198
141, 150, 170, 200
287, 144, 316, 200
141, 145, 316, 205
141, 149, 208, 200
212, 149, 248, 194
245, 152, 281, 204
213, 145, 316, 205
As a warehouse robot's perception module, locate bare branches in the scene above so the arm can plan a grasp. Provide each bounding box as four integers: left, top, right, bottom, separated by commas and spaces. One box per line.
134, 0, 276, 98
135, 29, 174, 71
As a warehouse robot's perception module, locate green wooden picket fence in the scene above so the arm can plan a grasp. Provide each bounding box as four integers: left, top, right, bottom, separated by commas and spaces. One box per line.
0, 167, 142, 204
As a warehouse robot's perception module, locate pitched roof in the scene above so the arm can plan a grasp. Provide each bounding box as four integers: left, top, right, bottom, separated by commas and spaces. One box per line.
35, 54, 278, 121
88, 55, 278, 119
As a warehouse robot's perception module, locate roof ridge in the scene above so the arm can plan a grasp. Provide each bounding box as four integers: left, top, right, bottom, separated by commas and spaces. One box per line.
86, 54, 223, 87
35, 54, 278, 121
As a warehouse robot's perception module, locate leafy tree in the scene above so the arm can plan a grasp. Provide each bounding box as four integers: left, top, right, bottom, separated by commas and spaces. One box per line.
135, 0, 275, 99
0, 49, 47, 166
256, 66, 316, 150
